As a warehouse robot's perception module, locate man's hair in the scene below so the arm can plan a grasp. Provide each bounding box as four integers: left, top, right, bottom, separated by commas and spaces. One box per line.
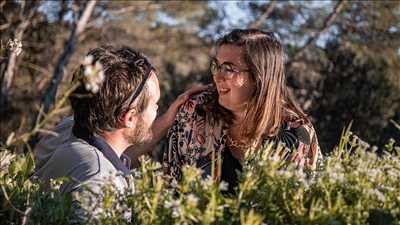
69, 46, 154, 138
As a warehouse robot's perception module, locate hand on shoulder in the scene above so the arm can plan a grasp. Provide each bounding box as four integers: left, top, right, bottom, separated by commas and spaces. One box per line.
164, 83, 210, 124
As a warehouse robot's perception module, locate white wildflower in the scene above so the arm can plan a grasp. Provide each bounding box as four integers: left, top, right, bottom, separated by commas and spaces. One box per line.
171, 179, 178, 188
378, 184, 395, 192
82, 55, 105, 94
49, 178, 63, 190
83, 54, 94, 65
164, 200, 175, 208
84, 66, 93, 77
202, 176, 214, 188
367, 168, 380, 179
330, 171, 345, 183
0, 151, 15, 171
132, 169, 141, 178
387, 169, 399, 179
7, 38, 22, 56
171, 204, 181, 218
276, 170, 293, 178
368, 188, 385, 202
186, 194, 199, 207
94, 59, 103, 71
219, 180, 228, 191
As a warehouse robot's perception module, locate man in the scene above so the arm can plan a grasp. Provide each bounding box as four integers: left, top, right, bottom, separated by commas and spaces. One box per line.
33, 46, 160, 220
34, 46, 205, 219
35, 46, 159, 191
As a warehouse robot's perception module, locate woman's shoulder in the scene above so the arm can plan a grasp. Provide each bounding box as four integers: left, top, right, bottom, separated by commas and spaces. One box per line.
280, 111, 320, 170
179, 88, 215, 115
283, 116, 313, 144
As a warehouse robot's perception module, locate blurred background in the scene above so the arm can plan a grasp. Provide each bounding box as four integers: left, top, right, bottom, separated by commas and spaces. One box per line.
0, 0, 399, 154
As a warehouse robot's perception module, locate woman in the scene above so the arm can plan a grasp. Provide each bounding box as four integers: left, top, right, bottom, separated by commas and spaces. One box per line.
162, 29, 320, 191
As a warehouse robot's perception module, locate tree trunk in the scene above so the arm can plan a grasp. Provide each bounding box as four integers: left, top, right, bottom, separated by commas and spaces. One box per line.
0, 20, 30, 114
29, 0, 96, 148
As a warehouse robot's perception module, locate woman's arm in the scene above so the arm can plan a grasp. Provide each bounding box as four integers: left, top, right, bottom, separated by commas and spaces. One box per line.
124, 84, 208, 160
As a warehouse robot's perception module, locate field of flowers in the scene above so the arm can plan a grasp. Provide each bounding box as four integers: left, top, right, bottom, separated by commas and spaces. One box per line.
0, 124, 399, 225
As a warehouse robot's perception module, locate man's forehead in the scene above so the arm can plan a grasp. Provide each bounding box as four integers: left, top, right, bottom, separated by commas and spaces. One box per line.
147, 72, 160, 100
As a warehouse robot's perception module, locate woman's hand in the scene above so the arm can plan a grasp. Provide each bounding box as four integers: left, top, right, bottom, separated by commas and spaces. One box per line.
164, 84, 209, 126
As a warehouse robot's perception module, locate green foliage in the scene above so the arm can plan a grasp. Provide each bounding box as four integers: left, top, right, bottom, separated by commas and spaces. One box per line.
1, 125, 400, 225
313, 40, 400, 151
2, 1, 400, 155
0, 151, 76, 225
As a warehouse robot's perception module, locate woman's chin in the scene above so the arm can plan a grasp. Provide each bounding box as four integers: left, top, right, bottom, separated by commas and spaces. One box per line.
218, 98, 232, 111
218, 98, 226, 107
218, 97, 249, 113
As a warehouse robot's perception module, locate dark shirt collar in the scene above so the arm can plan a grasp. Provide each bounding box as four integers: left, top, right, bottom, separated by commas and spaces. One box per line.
88, 135, 131, 176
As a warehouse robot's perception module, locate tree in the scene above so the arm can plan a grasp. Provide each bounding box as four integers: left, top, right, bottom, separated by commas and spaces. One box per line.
0, 1, 38, 114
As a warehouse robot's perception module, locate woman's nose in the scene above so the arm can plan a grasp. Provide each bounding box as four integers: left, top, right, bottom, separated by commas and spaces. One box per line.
213, 70, 225, 82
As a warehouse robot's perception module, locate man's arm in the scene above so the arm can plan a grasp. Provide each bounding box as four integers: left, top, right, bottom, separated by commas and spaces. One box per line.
124, 84, 208, 160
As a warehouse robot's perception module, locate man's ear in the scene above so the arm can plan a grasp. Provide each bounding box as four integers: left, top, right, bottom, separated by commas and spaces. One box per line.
121, 109, 138, 128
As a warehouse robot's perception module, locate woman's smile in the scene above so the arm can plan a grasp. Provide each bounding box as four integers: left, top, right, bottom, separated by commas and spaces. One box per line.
217, 85, 230, 95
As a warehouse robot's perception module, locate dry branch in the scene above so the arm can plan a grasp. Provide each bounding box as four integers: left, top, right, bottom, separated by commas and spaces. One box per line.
30, 0, 96, 148
0, 1, 38, 114
249, 1, 277, 29
291, 0, 346, 61
39, 0, 96, 118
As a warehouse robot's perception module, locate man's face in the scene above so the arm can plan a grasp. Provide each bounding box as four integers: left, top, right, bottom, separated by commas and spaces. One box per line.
124, 72, 160, 145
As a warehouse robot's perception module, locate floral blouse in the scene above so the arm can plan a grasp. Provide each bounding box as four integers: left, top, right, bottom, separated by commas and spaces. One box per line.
162, 90, 321, 182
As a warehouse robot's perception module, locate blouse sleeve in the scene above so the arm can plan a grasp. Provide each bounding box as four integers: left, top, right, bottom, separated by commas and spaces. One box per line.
284, 118, 321, 170
162, 91, 213, 181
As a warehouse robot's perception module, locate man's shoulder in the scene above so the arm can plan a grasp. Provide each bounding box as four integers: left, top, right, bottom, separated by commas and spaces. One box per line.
36, 137, 116, 184
55, 137, 97, 161
53, 137, 115, 174
34, 116, 74, 169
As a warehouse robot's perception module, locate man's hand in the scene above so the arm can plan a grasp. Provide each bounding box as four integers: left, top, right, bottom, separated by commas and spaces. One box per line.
164, 84, 209, 127
125, 83, 209, 161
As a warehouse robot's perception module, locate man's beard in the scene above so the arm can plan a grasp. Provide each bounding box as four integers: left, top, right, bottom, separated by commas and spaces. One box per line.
123, 116, 153, 147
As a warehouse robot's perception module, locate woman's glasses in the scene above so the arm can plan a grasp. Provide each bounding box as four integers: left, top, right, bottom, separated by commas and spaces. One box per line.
210, 58, 249, 79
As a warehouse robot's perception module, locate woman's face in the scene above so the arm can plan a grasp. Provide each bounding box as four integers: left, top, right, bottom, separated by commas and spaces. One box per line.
213, 44, 254, 113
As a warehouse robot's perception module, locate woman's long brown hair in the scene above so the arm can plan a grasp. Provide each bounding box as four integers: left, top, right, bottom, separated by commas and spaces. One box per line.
210, 29, 310, 146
